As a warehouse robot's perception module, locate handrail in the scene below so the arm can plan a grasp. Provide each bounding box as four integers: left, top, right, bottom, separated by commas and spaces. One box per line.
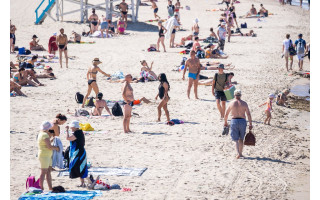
35, 0, 55, 24
35, 0, 47, 20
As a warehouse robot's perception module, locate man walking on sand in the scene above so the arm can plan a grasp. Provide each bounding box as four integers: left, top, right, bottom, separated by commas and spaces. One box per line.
224, 90, 253, 159
294, 33, 306, 71
217, 22, 227, 51
282, 34, 294, 71
182, 50, 201, 99
57, 28, 68, 68
212, 64, 228, 119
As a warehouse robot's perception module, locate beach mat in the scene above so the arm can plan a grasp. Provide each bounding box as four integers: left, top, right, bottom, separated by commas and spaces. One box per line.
18, 190, 102, 200
58, 167, 147, 177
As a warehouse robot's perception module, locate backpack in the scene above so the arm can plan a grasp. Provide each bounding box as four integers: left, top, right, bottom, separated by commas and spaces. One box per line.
86, 97, 95, 107
75, 92, 84, 104
240, 22, 247, 28
75, 109, 90, 117
63, 146, 70, 168
214, 73, 228, 89
112, 102, 123, 116
288, 40, 296, 56
26, 176, 41, 191
296, 39, 305, 54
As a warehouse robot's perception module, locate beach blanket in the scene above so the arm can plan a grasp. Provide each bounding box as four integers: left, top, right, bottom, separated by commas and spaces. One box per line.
18, 190, 102, 200
145, 19, 166, 22
70, 41, 96, 44
58, 167, 147, 177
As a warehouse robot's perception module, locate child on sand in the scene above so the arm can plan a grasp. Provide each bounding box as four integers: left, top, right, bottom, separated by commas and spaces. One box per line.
259, 94, 275, 125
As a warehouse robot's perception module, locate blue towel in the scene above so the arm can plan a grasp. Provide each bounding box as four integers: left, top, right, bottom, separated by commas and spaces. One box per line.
18, 190, 102, 200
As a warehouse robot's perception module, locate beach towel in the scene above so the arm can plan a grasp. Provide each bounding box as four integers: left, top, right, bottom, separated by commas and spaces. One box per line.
89, 31, 111, 38
52, 137, 64, 169
48, 36, 58, 54
164, 16, 180, 39
18, 190, 102, 200
70, 41, 96, 44
111, 71, 125, 80
57, 167, 147, 177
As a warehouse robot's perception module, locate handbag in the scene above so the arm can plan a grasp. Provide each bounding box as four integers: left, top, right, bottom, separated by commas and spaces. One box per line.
244, 130, 256, 146
288, 40, 296, 56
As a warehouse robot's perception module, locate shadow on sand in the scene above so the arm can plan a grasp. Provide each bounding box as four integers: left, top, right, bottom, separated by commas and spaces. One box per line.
244, 157, 293, 164
126, 21, 158, 32
142, 132, 168, 136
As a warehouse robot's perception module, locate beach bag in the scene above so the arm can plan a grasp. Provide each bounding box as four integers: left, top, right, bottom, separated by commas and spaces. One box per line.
297, 39, 305, 54
244, 130, 256, 146
235, 28, 241, 33
26, 176, 41, 191
18, 47, 26, 55
79, 123, 94, 131
240, 22, 247, 28
148, 47, 157, 52
289, 40, 296, 56
86, 97, 95, 107
185, 5, 190, 10
171, 119, 184, 124
25, 49, 31, 55
112, 102, 123, 116
75, 109, 90, 117
75, 92, 84, 104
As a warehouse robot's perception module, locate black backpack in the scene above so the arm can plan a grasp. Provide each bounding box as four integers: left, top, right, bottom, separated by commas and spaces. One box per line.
25, 49, 31, 55
87, 97, 95, 107
112, 102, 123, 116
75, 109, 90, 117
75, 92, 84, 104
185, 42, 193, 49
241, 22, 247, 29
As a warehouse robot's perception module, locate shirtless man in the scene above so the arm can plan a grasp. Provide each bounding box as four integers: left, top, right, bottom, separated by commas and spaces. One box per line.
224, 90, 253, 159
246, 4, 257, 17
69, 31, 81, 43
182, 50, 201, 99
122, 74, 134, 133
57, 28, 68, 68
119, 0, 129, 22
150, 0, 160, 19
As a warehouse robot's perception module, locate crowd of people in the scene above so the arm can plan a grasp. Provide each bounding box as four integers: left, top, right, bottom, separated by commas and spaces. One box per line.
9, 0, 310, 192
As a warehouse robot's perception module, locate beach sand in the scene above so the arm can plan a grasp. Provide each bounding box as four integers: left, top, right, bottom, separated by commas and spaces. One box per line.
10, 0, 310, 199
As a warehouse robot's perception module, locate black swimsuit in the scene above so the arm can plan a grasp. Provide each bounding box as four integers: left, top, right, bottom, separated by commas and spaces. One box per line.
159, 84, 165, 99
88, 80, 96, 85
91, 21, 98, 26
159, 26, 165, 37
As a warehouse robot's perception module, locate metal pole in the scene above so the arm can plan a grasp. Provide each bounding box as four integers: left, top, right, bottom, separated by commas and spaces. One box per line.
80, 0, 84, 22
85, 0, 88, 22
131, 0, 135, 22
105, 0, 109, 19
61, 0, 64, 21
56, 0, 60, 21
135, 0, 140, 21
110, 0, 113, 21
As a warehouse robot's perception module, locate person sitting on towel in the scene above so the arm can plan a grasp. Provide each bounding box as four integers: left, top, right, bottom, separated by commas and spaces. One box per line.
91, 92, 113, 116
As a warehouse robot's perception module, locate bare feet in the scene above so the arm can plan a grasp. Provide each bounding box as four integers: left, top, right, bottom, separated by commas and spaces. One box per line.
156, 119, 160, 122
236, 154, 244, 159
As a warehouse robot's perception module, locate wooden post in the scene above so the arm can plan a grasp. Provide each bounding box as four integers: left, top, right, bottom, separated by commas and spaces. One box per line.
131, 0, 135, 22
56, 0, 60, 21
80, 0, 84, 22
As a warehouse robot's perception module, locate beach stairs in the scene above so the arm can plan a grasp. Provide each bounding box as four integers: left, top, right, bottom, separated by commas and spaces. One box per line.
35, 0, 56, 25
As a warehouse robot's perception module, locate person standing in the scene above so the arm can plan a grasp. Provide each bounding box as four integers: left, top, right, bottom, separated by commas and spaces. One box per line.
119, 0, 129, 22
192, 18, 200, 36
155, 73, 170, 122
82, 58, 111, 108
66, 120, 88, 187
122, 74, 135, 133
150, 0, 160, 19
48, 33, 58, 55
89, 8, 99, 34
167, 0, 175, 18
157, 21, 167, 52
224, 90, 253, 159
182, 50, 201, 99
217, 22, 227, 51
10, 21, 17, 53
37, 121, 60, 190
282, 34, 294, 71
212, 64, 228, 119
168, 14, 180, 48
294, 34, 306, 71
57, 28, 68, 68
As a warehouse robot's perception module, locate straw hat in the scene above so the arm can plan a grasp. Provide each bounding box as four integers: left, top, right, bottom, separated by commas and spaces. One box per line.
92, 58, 102, 65
40, 121, 53, 131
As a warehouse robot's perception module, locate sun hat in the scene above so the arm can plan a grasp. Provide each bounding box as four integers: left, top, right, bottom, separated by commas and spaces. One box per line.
32, 34, 38, 39
235, 90, 242, 96
194, 18, 199, 23
92, 58, 102, 65
69, 120, 80, 128
40, 121, 53, 131
218, 64, 225, 69
53, 32, 57, 36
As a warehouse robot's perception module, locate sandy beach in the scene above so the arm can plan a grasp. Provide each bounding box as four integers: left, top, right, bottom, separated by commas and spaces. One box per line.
10, 0, 310, 199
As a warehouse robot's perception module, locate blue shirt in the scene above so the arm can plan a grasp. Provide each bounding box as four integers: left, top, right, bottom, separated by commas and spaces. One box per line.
295, 38, 306, 47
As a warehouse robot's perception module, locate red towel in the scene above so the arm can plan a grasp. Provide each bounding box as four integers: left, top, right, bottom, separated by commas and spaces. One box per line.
48, 36, 58, 54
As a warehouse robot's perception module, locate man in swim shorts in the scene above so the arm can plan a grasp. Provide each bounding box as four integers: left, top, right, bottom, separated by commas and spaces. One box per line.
151, 0, 160, 19
212, 64, 228, 119
119, 0, 129, 22
224, 90, 253, 159
182, 50, 201, 99
57, 28, 68, 68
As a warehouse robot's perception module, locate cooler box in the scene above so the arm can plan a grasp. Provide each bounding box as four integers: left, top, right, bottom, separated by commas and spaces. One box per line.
224, 85, 236, 100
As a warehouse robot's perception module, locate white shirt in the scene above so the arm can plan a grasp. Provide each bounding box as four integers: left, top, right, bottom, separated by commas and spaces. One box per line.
218, 26, 227, 40
283, 39, 291, 50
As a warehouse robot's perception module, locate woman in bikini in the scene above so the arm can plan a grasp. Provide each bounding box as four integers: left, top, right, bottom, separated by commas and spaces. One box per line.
117, 17, 127, 35
12, 67, 39, 86
226, 15, 234, 42
259, 94, 275, 125
82, 58, 111, 108
140, 60, 158, 81
48, 114, 67, 138
157, 21, 167, 52
231, 30, 255, 36
228, 3, 238, 28
89, 8, 99, 34
122, 74, 135, 133
155, 73, 170, 122
192, 18, 200, 36
91, 92, 112, 116
175, 34, 193, 47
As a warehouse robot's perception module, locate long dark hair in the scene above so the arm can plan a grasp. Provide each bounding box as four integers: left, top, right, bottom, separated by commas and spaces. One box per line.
56, 113, 67, 121
159, 73, 170, 91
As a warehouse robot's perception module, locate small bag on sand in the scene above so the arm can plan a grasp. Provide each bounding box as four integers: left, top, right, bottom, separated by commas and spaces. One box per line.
244, 130, 256, 146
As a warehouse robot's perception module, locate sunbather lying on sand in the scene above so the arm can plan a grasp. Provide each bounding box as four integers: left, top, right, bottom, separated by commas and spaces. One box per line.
231, 30, 256, 37
200, 62, 234, 70
175, 35, 193, 47
204, 43, 228, 59
36, 67, 56, 79
68, 31, 81, 43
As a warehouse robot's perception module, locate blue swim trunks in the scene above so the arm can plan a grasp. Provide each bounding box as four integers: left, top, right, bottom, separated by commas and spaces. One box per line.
188, 72, 198, 80
154, 8, 159, 13
101, 22, 108, 29
230, 118, 247, 141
